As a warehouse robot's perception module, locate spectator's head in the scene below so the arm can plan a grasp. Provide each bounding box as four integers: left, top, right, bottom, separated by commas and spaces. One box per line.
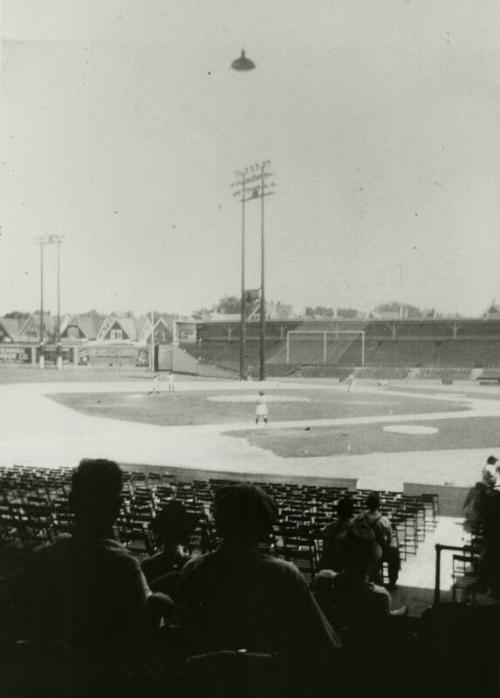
311, 569, 337, 597
69, 459, 123, 533
366, 492, 381, 512
213, 484, 277, 547
337, 497, 355, 520
343, 519, 382, 578
482, 464, 498, 488
151, 500, 189, 547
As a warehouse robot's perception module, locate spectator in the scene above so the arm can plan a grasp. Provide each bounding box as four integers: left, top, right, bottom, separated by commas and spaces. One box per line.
9, 459, 160, 697
178, 484, 340, 697
470, 457, 500, 596
312, 520, 407, 627
356, 492, 400, 589
463, 456, 498, 533
142, 500, 191, 600
319, 497, 355, 572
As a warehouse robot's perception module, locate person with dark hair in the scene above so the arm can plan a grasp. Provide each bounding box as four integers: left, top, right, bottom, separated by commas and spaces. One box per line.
141, 500, 191, 599
312, 521, 407, 627
319, 497, 355, 572
9, 459, 156, 697
356, 492, 400, 589
255, 390, 268, 425
178, 484, 340, 696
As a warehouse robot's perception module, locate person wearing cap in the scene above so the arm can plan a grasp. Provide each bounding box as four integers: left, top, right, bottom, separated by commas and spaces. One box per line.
178, 484, 340, 695
312, 520, 407, 627
255, 390, 269, 425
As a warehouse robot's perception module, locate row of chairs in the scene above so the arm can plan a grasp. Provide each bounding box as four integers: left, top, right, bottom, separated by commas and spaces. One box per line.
0, 465, 439, 584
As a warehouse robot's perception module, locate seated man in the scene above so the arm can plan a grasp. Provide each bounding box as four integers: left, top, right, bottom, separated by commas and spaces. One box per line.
178, 484, 341, 696
9, 459, 155, 697
355, 492, 400, 589
319, 496, 355, 572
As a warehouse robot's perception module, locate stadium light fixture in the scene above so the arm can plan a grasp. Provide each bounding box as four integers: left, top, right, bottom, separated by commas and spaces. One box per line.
231, 50, 255, 72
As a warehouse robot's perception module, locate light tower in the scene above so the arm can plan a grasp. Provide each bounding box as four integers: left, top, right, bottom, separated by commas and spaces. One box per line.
232, 161, 275, 381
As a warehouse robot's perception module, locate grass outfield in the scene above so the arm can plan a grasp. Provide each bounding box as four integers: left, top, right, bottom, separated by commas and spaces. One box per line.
226, 416, 500, 457
48, 387, 468, 428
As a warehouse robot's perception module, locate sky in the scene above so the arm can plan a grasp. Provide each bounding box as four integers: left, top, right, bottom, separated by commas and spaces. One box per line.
2, 0, 500, 318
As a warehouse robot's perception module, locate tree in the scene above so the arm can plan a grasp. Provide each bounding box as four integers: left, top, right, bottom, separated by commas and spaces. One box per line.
374, 302, 423, 318
192, 307, 214, 321
4, 311, 30, 319
304, 306, 335, 318
217, 295, 241, 314
337, 307, 359, 319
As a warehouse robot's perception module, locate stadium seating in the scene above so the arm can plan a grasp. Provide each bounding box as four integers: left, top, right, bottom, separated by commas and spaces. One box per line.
185, 318, 500, 376
2, 465, 499, 698
0, 465, 438, 584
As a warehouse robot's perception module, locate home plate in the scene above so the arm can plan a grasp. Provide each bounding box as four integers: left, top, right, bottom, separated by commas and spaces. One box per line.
383, 425, 439, 435
208, 394, 311, 403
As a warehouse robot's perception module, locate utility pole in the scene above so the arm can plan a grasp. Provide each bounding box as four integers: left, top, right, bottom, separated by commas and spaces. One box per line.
233, 161, 275, 381
35, 237, 47, 368
35, 235, 64, 369
48, 235, 64, 369
232, 169, 247, 380
150, 311, 155, 373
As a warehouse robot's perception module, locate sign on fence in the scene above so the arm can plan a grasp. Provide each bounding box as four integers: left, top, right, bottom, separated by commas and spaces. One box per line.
0, 346, 31, 363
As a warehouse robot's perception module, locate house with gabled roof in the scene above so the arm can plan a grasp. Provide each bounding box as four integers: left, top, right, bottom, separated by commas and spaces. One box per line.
0, 317, 23, 343
96, 315, 138, 342
136, 314, 173, 344
16, 312, 56, 343
60, 312, 103, 342
134, 315, 151, 343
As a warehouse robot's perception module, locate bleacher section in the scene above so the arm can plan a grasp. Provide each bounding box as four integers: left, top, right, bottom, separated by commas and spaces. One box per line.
179, 318, 500, 378
0, 465, 438, 580
189, 339, 283, 374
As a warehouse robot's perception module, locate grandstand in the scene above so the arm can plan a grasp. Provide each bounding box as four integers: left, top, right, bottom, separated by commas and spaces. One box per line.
177, 317, 500, 379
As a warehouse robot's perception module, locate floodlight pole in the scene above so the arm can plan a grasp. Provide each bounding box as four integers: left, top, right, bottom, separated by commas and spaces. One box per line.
240, 172, 247, 380
150, 311, 155, 373
259, 162, 266, 382
231, 170, 248, 380
38, 240, 45, 368
50, 235, 64, 369
232, 161, 275, 382
36, 235, 64, 369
